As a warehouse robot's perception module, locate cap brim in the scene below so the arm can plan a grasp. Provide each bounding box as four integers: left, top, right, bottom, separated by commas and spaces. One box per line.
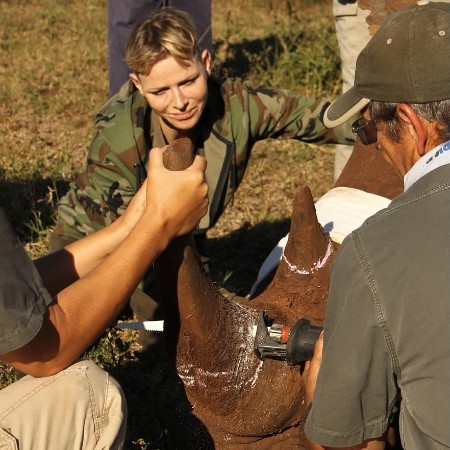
324, 87, 370, 128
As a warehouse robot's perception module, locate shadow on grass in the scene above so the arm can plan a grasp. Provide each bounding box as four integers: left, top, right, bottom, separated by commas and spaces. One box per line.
0, 175, 70, 243
109, 339, 215, 450
214, 35, 279, 78
205, 218, 291, 296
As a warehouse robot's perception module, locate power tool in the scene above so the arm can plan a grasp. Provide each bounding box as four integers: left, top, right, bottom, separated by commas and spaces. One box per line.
253, 312, 322, 365
116, 311, 322, 365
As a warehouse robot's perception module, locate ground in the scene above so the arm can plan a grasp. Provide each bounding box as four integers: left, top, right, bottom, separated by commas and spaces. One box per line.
0, 1, 341, 448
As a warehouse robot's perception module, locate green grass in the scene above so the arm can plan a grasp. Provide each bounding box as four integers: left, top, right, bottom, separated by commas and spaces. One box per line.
0, 0, 342, 447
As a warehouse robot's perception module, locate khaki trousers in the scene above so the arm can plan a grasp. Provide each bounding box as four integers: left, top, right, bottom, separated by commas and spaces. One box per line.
333, 2, 371, 182
0, 361, 126, 450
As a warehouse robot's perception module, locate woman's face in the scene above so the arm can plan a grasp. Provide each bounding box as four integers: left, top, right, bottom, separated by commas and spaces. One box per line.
130, 50, 211, 136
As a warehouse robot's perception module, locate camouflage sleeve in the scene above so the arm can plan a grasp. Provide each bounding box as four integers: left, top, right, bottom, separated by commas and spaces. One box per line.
54, 131, 138, 243
235, 81, 355, 146
53, 84, 146, 247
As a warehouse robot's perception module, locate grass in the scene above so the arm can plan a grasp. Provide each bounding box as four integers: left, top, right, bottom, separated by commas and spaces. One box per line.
0, 0, 342, 447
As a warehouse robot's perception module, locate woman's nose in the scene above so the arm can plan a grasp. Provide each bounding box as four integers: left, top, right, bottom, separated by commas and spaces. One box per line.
171, 88, 188, 109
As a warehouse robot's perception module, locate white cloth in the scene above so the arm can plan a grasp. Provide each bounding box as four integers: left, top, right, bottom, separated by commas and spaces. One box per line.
404, 140, 450, 191
250, 187, 390, 296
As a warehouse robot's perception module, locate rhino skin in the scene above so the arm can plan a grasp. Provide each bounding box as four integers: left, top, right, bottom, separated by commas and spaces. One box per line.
358, 0, 418, 35
154, 139, 403, 449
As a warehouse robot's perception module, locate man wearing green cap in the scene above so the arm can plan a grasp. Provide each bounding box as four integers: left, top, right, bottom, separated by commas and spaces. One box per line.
304, 2, 450, 449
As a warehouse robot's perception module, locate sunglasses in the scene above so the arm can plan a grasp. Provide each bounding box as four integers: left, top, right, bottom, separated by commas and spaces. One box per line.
352, 117, 378, 145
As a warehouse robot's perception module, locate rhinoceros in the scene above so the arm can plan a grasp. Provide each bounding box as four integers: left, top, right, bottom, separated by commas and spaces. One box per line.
153, 138, 403, 449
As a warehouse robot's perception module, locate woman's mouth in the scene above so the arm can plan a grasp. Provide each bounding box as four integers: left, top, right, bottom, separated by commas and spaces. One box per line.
172, 108, 196, 121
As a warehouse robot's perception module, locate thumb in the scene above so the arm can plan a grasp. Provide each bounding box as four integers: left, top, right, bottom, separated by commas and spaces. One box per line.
305, 331, 324, 405
147, 146, 166, 171
188, 154, 207, 173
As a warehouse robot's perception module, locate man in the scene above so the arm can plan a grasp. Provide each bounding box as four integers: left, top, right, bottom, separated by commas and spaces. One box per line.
331, 0, 450, 182
305, 2, 450, 449
0, 147, 207, 449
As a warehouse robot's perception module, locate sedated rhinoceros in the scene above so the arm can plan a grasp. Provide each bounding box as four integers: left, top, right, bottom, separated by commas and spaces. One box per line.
153, 137, 403, 449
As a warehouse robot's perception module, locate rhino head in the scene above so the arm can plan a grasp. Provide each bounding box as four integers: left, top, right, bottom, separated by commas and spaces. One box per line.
154, 138, 403, 449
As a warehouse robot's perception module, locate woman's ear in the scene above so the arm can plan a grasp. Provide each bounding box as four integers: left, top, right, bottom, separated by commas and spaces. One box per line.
396, 103, 428, 156
129, 73, 143, 95
200, 49, 212, 76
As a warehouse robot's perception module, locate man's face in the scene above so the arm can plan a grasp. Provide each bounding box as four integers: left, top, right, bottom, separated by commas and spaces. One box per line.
364, 109, 417, 178
130, 50, 211, 135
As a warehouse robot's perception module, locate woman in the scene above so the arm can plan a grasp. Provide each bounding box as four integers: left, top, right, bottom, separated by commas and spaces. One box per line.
50, 8, 353, 336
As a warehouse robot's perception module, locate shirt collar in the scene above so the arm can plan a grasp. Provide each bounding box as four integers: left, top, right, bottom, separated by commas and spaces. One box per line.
404, 140, 450, 191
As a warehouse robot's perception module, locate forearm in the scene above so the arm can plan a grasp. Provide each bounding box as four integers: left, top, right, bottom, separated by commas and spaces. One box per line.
35, 215, 133, 296
308, 434, 386, 450
5, 214, 169, 376
36, 180, 145, 296
7, 149, 208, 376
321, 437, 387, 450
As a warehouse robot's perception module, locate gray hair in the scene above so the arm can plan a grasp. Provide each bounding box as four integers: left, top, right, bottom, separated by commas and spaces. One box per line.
369, 100, 450, 143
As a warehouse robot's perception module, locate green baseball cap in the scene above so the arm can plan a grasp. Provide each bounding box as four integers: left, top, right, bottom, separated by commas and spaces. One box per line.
324, 1, 450, 128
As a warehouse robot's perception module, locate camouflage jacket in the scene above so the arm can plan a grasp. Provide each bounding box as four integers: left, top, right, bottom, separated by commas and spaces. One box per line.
55, 76, 354, 241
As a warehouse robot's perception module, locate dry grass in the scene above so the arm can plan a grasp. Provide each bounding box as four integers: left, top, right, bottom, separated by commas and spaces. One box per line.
0, 0, 342, 447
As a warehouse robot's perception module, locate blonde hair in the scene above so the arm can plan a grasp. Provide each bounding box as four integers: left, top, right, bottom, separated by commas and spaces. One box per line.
126, 8, 199, 75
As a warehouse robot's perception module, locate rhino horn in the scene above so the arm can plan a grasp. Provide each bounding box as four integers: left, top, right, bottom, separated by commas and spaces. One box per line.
154, 139, 228, 353
283, 185, 331, 272
251, 185, 334, 324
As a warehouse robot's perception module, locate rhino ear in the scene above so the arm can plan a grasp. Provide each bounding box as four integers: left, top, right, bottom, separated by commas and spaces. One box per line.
283, 185, 330, 273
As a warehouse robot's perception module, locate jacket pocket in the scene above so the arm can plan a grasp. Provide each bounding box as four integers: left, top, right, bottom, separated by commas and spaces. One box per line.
0, 429, 18, 450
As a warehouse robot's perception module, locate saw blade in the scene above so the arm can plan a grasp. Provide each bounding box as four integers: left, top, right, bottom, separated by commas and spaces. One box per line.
115, 320, 164, 332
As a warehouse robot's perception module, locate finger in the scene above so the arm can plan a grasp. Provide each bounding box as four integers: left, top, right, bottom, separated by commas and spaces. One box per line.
147, 146, 166, 170
190, 154, 207, 172
314, 331, 324, 359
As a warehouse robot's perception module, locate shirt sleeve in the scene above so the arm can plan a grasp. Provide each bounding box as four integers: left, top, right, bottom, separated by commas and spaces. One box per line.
304, 233, 398, 447
0, 209, 53, 354
236, 80, 354, 145
55, 129, 137, 241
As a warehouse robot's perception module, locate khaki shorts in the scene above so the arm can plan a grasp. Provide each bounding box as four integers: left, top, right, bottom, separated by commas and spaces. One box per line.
0, 360, 126, 449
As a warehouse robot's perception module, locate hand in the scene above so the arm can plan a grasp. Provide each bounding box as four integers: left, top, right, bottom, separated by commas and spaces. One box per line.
304, 331, 323, 405
303, 332, 324, 450
145, 147, 208, 238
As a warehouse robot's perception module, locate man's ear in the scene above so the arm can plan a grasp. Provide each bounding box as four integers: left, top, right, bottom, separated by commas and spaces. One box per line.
129, 73, 143, 95
396, 103, 428, 156
200, 49, 212, 76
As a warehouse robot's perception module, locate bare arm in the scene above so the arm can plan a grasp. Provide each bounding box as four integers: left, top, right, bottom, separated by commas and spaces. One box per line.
1, 148, 208, 376
34, 177, 148, 296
